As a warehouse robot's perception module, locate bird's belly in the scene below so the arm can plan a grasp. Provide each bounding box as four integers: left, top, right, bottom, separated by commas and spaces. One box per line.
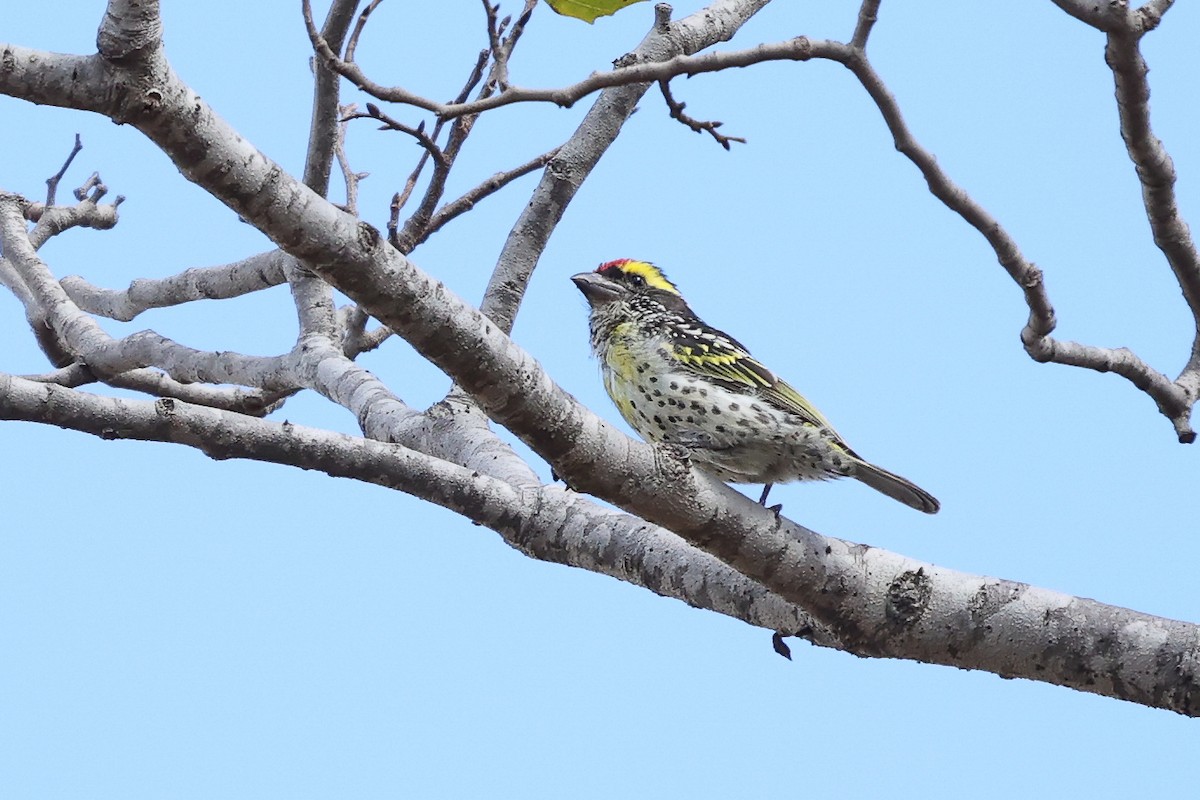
603, 367, 846, 485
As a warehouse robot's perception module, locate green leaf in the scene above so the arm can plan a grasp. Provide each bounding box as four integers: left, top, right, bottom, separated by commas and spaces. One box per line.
543, 0, 648, 24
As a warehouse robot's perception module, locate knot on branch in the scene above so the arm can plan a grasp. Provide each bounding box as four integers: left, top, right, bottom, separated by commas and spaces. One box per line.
885, 568, 932, 629
155, 397, 177, 418
612, 52, 641, 70
652, 441, 693, 483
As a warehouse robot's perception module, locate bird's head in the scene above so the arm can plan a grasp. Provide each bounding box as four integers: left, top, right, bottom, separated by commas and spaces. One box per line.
571, 259, 681, 308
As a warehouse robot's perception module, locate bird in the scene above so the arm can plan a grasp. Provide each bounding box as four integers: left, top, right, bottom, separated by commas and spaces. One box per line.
571, 258, 939, 514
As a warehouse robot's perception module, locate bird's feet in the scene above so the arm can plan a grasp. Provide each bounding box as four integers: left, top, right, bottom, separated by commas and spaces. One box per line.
757, 483, 783, 516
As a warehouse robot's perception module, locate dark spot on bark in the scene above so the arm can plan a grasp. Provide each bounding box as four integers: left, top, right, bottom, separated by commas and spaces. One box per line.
358, 221, 381, 249
885, 568, 931, 628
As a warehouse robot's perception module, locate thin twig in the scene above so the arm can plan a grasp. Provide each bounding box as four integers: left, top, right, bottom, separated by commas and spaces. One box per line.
658, 80, 745, 150
303, 0, 814, 121
419, 146, 561, 247
346, 0, 386, 63
45, 134, 83, 206
482, 0, 538, 91
335, 103, 368, 215
482, 0, 510, 90
388, 49, 490, 249
73, 172, 105, 202
393, 44, 498, 252
350, 104, 449, 166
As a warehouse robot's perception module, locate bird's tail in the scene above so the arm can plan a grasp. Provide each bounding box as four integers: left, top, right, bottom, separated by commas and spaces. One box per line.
851, 459, 940, 514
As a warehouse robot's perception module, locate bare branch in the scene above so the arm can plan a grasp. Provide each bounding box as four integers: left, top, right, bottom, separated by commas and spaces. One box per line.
850, 0, 882, 49
1, 198, 295, 392
302, 0, 359, 197
1020, 324, 1192, 440
482, 0, 510, 89
340, 305, 393, 356
44, 134, 83, 206
391, 48, 494, 252
19, 362, 94, 387
334, 104, 368, 215
1136, 0, 1174, 31
108, 369, 293, 415
61, 249, 291, 322
442, 36, 809, 120
418, 146, 560, 246
304, 1, 813, 122
345, 0, 385, 63
1104, 23, 1200, 367
96, 0, 163, 62
26, 190, 122, 248
825, 38, 1197, 441
385, 52, 489, 249
18, 361, 289, 415
352, 104, 448, 167
658, 79, 745, 150
481, 0, 538, 91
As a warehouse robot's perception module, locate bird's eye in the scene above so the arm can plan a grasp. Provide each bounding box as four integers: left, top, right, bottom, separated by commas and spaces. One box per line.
628, 273, 645, 287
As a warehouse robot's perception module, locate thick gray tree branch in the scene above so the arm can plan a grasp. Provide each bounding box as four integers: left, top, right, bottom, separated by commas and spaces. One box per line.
0, 370, 823, 643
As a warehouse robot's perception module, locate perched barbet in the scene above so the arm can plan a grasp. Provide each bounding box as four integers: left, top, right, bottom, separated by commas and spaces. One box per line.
572, 259, 939, 513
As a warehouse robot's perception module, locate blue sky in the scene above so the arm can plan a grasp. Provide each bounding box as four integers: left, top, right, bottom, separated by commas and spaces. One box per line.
2, 2, 1198, 797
